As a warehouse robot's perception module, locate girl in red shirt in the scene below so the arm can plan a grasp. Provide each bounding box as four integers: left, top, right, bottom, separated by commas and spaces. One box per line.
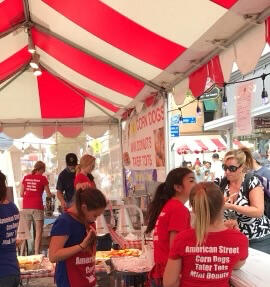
145, 167, 196, 286
74, 154, 96, 191
164, 182, 248, 287
20, 161, 52, 254
49, 187, 107, 287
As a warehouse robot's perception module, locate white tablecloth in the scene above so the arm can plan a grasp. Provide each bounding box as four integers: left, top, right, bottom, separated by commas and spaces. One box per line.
231, 248, 270, 287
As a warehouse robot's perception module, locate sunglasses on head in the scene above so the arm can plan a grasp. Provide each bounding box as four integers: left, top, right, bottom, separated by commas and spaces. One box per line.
222, 164, 242, 172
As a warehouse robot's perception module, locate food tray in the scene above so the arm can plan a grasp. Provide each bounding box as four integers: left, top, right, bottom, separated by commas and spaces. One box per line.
111, 257, 152, 273
20, 268, 51, 275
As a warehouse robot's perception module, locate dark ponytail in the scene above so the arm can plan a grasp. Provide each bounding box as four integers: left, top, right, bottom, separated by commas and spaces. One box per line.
75, 187, 107, 220
0, 171, 7, 203
145, 167, 192, 234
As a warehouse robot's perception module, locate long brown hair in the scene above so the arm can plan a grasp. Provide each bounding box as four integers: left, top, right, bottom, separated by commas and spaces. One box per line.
32, 161, 46, 174
0, 171, 7, 203
75, 187, 107, 220
145, 167, 193, 234
189, 182, 224, 245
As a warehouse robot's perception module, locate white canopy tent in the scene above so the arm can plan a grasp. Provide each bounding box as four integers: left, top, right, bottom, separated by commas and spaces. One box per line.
0, 0, 270, 139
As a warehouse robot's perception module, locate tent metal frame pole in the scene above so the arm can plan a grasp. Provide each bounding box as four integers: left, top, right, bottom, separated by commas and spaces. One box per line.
169, 6, 270, 90
32, 22, 164, 92
0, 121, 118, 128
0, 64, 29, 92
0, 21, 27, 39
22, 0, 31, 22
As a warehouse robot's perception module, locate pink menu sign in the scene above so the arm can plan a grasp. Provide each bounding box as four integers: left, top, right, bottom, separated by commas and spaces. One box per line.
235, 81, 253, 136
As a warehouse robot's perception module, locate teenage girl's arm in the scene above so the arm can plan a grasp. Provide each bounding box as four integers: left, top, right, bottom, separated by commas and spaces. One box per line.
44, 185, 52, 198
20, 184, 24, 197
169, 231, 178, 247
49, 227, 95, 263
163, 258, 182, 287
233, 259, 246, 270
224, 186, 264, 218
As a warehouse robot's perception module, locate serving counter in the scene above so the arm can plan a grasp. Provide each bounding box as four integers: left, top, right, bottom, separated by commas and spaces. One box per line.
231, 248, 270, 287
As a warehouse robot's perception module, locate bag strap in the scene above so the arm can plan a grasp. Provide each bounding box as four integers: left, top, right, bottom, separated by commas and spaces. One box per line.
219, 177, 228, 193
242, 172, 254, 198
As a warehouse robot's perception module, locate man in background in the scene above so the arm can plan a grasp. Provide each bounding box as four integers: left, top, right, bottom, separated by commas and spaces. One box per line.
210, 153, 224, 181
56, 153, 78, 211
252, 152, 270, 180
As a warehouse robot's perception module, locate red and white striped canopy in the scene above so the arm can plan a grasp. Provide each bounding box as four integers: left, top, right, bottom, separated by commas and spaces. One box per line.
176, 135, 227, 154
0, 0, 270, 138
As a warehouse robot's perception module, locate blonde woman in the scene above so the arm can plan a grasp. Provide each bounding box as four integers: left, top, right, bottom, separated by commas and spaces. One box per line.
20, 161, 52, 254
74, 154, 96, 191
220, 147, 270, 253
163, 183, 248, 287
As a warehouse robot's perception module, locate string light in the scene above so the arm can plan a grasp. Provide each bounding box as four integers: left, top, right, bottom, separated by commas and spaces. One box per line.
261, 74, 269, 105
178, 107, 183, 123
33, 68, 42, 77
196, 100, 202, 117
28, 37, 36, 54
27, 29, 36, 54
222, 83, 227, 109
30, 53, 40, 69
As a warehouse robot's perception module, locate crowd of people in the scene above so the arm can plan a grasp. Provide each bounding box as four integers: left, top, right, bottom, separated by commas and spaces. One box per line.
182, 153, 224, 183
1, 146, 270, 286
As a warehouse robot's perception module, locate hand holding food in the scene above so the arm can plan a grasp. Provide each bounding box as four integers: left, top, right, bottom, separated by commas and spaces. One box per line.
80, 226, 96, 249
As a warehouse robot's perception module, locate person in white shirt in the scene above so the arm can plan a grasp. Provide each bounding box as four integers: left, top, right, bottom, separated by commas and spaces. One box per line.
210, 153, 224, 181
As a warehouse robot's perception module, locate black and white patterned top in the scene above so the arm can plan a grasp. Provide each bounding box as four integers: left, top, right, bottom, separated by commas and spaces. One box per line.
223, 175, 270, 240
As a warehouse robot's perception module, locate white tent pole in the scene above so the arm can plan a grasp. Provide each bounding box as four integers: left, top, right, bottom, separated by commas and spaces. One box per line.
119, 119, 126, 198
164, 92, 170, 174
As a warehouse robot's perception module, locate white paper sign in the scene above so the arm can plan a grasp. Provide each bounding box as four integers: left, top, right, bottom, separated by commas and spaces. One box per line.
235, 82, 253, 136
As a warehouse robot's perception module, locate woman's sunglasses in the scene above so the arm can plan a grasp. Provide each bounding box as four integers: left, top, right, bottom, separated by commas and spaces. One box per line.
222, 164, 242, 172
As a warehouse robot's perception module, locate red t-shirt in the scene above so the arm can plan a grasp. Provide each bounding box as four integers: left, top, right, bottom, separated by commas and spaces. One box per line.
74, 173, 95, 189
169, 228, 248, 287
151, 199, 191, 278
22, 174, 49, 210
